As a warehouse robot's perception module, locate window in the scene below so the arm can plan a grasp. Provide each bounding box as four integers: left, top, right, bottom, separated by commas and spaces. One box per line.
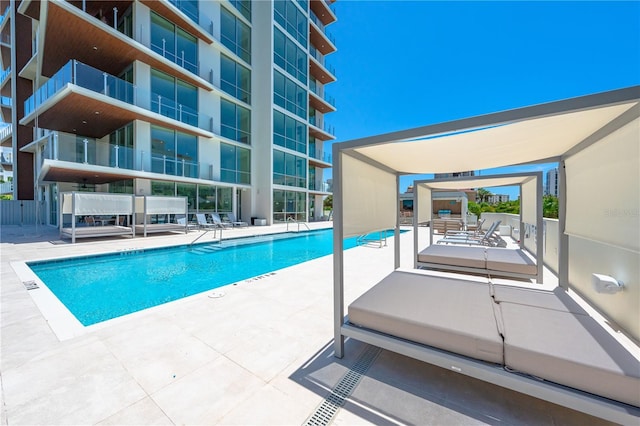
221, 99, 251, 144
150, 12, 198, 74
274, 27, 307, 84
274, 70, 307, 119
151, 69, 199, 128
273, 189, 306, 222
221, 7, 251, 64
273, 109, 306, 154
274, 0, 307, 47
221, 54, 251, 104
151, 180, 176, 196
229, 0, 251, 21
273, 149, 306, 188
220, 143, 251, 184
151, 126, 198, 178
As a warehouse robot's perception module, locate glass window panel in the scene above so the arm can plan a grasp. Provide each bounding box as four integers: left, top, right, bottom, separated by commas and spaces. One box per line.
177, 183, 197, 211
217, 187, 233, 212
198, 185, 217, 211
151, 180, 175, 196
220, 143, 235, 170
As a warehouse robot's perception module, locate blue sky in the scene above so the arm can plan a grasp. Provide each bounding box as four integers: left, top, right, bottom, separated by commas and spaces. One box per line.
323, 1, 640, 198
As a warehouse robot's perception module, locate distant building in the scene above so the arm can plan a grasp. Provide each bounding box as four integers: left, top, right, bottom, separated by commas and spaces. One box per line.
434, 171, 476, 179
487, 194, 510, 204
546, 168, 559, 197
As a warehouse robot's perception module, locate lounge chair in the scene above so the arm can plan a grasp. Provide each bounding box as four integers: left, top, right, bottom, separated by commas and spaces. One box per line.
226, 212, 248, 227
444, 218, 487, 238
437, 220, 506, 247
196, 213, 218, 231
210, 213, 232, 228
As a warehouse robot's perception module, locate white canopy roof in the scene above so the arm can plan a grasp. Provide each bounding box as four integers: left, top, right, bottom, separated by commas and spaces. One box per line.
340, 87, 639, 173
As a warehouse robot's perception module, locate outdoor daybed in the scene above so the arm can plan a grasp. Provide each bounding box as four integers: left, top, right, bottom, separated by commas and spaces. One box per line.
332, 86, 640, 423
134, 195, 189, 237
417, 244, 538, 280
60, 192, 135, 243
347, 268, 640, 409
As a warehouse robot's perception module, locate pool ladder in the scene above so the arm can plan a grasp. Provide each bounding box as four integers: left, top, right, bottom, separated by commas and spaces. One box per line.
286, 217, 311, 232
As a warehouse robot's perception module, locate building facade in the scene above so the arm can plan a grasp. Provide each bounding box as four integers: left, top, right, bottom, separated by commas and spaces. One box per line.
486, 194, 510, 204
0, 0, 336, 226
545, 167, 559, 197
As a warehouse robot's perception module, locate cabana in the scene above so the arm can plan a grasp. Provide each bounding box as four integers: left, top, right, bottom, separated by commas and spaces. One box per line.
60, 192, 135, 243
332, 86, 640, 423
134, 195, 189, 237
414, 173, 543, 282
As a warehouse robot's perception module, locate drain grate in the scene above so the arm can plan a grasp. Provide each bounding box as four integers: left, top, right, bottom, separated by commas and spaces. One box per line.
304, 345, 381, 426
23, 280, 39, 290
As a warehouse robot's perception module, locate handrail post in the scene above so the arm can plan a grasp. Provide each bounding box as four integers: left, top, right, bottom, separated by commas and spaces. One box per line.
114, 145, 120, 168
113, 7, 118, 29
83, 139, 88, 164
163, 155, 167, 174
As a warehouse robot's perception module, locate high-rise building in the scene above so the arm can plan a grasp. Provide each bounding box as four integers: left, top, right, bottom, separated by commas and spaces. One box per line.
0, 0, 336, 226
434, 171, 475, 179
545, 168, 559, 197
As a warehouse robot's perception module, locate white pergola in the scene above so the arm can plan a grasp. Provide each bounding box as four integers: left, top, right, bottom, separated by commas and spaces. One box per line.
413, 172, 544, 282
331, 86, 640, 423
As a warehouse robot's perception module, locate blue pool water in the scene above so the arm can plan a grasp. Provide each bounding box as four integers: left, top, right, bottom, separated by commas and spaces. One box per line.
28, 229, 397, 326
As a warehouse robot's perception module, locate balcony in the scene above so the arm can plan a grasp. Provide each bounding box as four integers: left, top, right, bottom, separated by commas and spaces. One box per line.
17, 0, 40, 20
140, 0, 216, 44
22, 60, 214, 139
0, 27, 9, 70
309, 49, 336, 84
1, 95, 10, 122
309, 148, 332, 168
308, 119, 335, 142
34, 130, 222, 186
310, 0, 337, 26
0, 123, 10, 147
38, 1, 214, 92
309, 16, 336, 56
309, 90, 335, 114
0, 66, 10, 96
309, 179, 332, 193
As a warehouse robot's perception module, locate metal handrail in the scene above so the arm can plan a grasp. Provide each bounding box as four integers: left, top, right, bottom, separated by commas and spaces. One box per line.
356, 231, 387, 248
286, 216, 310, 232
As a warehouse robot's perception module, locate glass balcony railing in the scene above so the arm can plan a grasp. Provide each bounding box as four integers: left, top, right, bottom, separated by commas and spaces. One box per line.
309, 149, 332, 164
150, 40, 199, 75
0, 124, 11, 140
168, 0, 198, 24
1, 96, 11, 107
309, 180, 332, 192
310, 11, 336, 46
24, 60, 213, 133
151, 154, 199, 179
309, 46, 336, 76
41, 130, 222, 181
0, 6, 9, 27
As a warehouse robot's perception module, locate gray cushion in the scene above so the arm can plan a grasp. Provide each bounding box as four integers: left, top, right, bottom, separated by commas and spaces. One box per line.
493, 285, 587, 314
417, 245, 486, 269
348, 270, 503, 364
501, 303, 640, 407
485, 248, 537, 275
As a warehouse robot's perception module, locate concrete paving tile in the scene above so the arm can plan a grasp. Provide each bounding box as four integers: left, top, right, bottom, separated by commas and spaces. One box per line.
150, 355, 265, 425
218, 383, 316, 425
100, 316, 221, 394
96, 397, 173, 425
0, 315, 60, 371
2, 338, 146, 425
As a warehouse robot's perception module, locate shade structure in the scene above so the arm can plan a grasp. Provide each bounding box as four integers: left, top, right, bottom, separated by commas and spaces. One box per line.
332, 86, 640, 422
412, 173, 544, 283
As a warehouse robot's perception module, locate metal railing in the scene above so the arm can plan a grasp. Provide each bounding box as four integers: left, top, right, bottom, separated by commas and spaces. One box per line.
0, 67, 10, 87
356, 231, 387, 248
309, 149, 332, 164
286, 216, 311, 232
0, 124, 11, 140
24, 60, 214, 132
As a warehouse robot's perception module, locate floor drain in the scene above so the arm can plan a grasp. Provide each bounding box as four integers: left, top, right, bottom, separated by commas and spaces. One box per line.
23, 280, 39, 290
303, 345, 381, 426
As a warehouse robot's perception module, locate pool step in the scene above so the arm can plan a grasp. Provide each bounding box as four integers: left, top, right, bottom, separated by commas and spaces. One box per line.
190, 244, 224, 255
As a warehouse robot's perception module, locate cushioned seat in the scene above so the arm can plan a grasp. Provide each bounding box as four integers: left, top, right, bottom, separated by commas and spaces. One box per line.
485, 248, 537, 275
492, 285, 587, 314
348, 270, 503, 364
500, 303, 640, 408
417, 245, 487, 269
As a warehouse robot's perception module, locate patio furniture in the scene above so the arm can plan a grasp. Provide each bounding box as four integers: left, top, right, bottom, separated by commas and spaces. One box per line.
226, 212, 248, 227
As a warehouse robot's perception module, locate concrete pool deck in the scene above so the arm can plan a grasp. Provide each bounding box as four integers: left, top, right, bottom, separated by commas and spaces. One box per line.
1, 223, 607, 425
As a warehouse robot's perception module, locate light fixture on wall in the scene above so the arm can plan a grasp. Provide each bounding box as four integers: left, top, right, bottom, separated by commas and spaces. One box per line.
592, 274, 624, 294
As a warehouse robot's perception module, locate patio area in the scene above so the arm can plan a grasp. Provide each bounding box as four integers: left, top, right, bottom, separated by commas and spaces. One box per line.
0, 224, 606, 424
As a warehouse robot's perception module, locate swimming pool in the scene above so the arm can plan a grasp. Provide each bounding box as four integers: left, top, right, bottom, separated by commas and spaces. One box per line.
28, 229, 396, 326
